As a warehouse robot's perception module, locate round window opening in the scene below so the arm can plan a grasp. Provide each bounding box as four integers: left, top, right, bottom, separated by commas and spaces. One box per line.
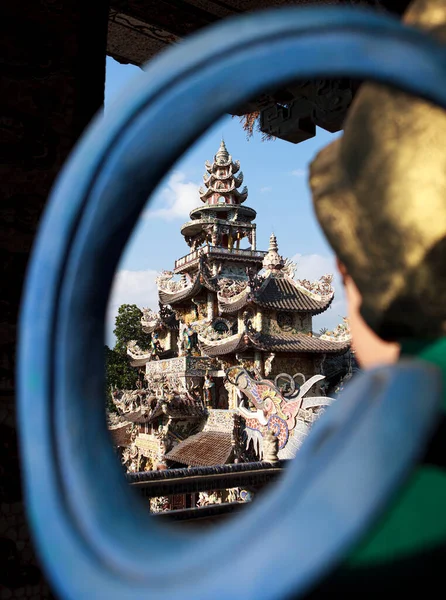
213, 320, 229, 334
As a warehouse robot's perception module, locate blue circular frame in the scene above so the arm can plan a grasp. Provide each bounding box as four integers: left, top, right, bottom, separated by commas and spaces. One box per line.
18, 7, 446, 600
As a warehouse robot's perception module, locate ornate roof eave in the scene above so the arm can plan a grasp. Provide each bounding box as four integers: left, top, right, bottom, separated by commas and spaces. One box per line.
217, 288, 251, 314
233, 186, 248, 202
141, 319, 160, 334
253, 292, 334, 315
293, 281, 334, 303
200, 180, 239, 195
129, 357, 151, 367
250, 274, 335, 314
203, 167, 242, 186
140, 307, 162, 333
205, 158, 240, 175
246, 331, 350, 355
199, 332, 249, 357
127, 343, 152, 363
233, 172, 244, 187
108, 422, 132, 448
158, 274, 203, 305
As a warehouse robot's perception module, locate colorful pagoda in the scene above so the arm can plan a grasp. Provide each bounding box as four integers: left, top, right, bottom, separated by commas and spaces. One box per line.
110, 141, 351, 481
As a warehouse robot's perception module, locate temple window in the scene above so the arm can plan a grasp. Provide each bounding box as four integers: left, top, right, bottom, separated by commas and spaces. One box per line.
277, 311, 294, 331
213, 320, 229, 334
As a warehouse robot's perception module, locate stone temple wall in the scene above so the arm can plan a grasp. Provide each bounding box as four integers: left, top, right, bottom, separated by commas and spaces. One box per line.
269, 355, 316, 382
1, 1, 108, 596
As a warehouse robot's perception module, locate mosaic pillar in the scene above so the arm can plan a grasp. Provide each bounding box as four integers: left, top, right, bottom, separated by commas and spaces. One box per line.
256, 309, 263, 332
207, 291, 214, 321
254, 351, 263, 377
251, 226, 257, 250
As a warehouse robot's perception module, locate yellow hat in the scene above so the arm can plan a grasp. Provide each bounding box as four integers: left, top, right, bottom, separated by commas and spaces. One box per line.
310, 0, 446, 340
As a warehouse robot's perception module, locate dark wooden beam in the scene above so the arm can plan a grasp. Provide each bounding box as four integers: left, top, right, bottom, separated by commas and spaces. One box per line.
128, 460, 286, 497
110, 0, 220, 37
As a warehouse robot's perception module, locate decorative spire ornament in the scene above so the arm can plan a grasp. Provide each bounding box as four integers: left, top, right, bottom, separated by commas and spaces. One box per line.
262, 233, 285, 274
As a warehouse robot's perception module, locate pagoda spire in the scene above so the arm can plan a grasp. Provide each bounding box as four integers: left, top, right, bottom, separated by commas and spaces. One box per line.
180, 140, 257, 253
200, 140, 247, 205
215, 139, 229, 164
263, 233, 285, 275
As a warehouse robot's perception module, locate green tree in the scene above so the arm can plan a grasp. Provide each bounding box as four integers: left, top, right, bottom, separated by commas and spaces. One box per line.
105, 304, 151, 406
113, 304, 151, 353
105, 346, 138, 404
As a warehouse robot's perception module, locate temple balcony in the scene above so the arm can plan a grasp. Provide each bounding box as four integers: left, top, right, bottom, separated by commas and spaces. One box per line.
181, 217, 255, 238
188, 204, 256, 222
174, 245, 267, 273
145, 355, 219, 378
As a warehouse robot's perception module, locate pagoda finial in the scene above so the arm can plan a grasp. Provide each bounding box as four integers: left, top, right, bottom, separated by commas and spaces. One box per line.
268, 233, 279, 253
263, 233, 285, 275
215, 139, 229, 164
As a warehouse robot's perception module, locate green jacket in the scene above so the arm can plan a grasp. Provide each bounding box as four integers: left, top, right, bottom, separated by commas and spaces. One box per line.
308, 338, 446, 598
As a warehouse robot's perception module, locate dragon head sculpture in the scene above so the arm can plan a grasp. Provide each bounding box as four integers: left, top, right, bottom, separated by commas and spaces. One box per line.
227, 367, 335, 460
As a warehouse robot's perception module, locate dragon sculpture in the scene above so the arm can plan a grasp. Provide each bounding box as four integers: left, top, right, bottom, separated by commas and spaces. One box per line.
155, 271, 190, 293
296, 273, 334, 297
227, 367, 335, 460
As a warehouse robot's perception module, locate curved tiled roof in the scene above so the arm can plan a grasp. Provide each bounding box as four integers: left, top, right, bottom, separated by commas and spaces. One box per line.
199, 328, 349, 357
158, 274, 203, 305
122, 408, 155, 424
164, 431, 233, 467
199, 332, 248, 357
249, 331, 350, 355
252, 275, 333, 314
217, 289, 250, 313
108, 422, 132, 447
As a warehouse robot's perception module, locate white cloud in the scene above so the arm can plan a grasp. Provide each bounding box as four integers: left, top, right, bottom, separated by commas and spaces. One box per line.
145, 171, 200, 220
290, 169, 306, 177
105, 269, 159, 346
292, 253, 348, 333
260, 186, 272, 193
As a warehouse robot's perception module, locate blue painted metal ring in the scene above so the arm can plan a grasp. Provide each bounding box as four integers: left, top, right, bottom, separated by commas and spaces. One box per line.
18, 7, 446, 599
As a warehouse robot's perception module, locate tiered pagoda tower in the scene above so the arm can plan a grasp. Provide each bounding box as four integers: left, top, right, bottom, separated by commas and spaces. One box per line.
111, 141, 351, 477
182, 139, 256, 252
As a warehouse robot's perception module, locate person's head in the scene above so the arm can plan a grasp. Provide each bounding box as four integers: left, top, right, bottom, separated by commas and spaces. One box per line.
337, 260, 400, 368
309, 0, 446, 367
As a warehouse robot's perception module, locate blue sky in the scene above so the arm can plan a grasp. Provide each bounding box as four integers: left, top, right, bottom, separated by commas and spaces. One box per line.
105, 57, 346, 345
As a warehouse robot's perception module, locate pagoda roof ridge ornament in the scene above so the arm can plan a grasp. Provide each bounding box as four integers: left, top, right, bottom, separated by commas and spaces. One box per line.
262, 232, 285, 274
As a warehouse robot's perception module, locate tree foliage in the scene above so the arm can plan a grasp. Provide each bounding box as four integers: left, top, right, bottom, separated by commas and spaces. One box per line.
105, 304, 151, 404
233, 112, 276, 142
105, 346, 138, 397
113, 304, 151, 353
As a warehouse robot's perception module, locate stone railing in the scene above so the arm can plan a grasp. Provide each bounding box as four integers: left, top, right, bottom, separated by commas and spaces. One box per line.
145, 356, 214, 378
174, 245, 266, 271
127, 460, 287, 523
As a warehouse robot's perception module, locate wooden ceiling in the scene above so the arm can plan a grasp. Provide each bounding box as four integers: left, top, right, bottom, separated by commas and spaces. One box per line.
107, 1, 411, 67
106, 1, 412, 143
